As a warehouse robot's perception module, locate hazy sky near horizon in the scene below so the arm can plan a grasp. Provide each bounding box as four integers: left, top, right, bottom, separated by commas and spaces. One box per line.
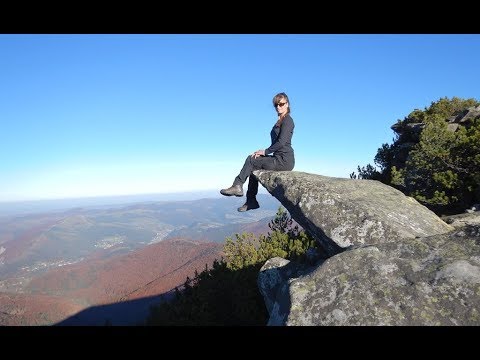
1, 34, 479, 202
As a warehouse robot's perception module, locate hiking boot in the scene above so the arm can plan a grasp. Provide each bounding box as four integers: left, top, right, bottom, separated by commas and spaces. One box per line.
237, 199, 260, 212
220, 184, 243, 197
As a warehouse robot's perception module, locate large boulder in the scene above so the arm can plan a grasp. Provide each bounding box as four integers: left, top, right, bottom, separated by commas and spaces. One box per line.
253, 170, 453, 257
254, 171, 480, 326
258, 220, 480, 325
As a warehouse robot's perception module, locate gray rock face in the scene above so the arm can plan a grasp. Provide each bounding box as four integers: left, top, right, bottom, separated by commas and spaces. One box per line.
254, 171, 480, 326
259, 225, 480, 325
257, 257, 296, 317
253, 170, 453, 256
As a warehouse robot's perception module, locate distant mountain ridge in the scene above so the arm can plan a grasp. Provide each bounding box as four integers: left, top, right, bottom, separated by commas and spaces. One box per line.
0, 194, 280, 283
0, 194, 282, 325
0, 190, 225, 217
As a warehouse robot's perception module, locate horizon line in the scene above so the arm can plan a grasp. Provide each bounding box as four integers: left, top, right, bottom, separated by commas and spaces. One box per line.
0, 187, 272, 204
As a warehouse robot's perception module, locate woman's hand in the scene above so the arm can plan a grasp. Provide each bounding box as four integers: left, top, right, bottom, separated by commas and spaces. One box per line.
251, 149, 265, 159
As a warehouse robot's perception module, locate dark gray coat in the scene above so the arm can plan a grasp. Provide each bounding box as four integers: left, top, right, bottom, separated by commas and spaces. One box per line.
265, 114, 295, 169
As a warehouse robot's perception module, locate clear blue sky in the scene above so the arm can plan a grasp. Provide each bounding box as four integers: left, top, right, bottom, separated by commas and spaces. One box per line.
1, 34, 479, 202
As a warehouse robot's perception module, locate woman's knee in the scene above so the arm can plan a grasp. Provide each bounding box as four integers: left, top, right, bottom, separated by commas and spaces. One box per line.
244, 155, 253, 165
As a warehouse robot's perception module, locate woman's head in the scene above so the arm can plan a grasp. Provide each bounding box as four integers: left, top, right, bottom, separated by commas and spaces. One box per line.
273, 92, 290, 116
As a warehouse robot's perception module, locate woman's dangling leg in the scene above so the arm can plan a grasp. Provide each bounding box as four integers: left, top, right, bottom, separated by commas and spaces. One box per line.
237, 156, 276, 212
220, 155, 255, 196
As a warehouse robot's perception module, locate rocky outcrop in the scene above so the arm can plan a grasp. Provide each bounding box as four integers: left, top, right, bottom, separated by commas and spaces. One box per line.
253, 170, 453, 257
390, 105, 480, 134
254, 170, 480, 326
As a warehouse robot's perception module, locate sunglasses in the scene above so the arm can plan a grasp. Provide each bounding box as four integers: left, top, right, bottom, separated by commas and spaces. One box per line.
275, 102, 287, 107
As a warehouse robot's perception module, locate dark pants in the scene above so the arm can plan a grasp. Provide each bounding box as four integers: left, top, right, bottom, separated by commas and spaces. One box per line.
234, 155, 294, 201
